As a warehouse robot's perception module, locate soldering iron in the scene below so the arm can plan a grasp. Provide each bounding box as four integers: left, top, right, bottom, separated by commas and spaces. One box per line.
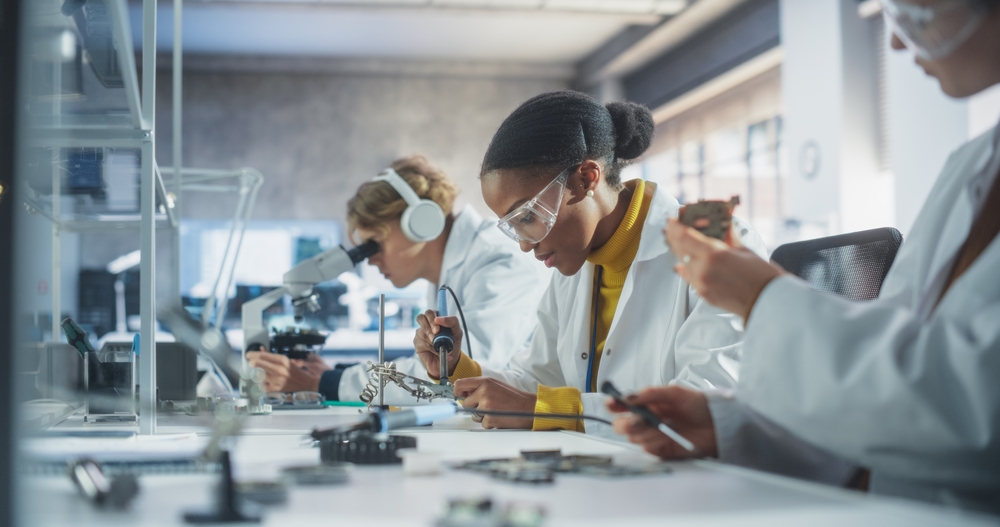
310, 403, 617, 441
432, 286, 454, 385
312, 403, 459, 439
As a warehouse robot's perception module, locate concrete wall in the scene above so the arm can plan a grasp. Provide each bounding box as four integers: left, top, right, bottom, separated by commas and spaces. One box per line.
153, 64, 567, 225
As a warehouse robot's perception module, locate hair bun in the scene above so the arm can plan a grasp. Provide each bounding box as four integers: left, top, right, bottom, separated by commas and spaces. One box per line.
605, 101, 654, 161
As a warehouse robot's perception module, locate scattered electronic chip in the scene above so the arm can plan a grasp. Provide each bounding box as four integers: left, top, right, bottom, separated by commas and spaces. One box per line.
453, 449, 670, 484
318, 431, 417, 465
437, 497, 545, 527
678, 196, 740, 240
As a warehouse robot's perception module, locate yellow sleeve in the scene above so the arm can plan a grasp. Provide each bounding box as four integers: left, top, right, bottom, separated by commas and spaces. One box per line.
448, 352, 482, 380
533, 385, 584, 432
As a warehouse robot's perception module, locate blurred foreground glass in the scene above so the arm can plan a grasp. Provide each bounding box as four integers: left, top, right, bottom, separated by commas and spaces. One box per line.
265, 391, 326, 407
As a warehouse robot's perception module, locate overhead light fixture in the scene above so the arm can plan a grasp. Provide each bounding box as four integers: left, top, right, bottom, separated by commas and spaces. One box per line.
107, 250, 142, 275
857, 0, 882, 19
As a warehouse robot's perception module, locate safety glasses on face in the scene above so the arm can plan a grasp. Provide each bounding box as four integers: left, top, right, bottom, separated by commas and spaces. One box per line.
496, 165, 576, 244
880, 0, 988, 60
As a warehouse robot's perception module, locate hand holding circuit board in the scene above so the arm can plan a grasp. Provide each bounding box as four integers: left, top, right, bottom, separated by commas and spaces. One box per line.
676, 196, 740, 241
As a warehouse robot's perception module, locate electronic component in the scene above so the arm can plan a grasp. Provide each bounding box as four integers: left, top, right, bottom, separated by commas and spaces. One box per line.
453, 449, 671, 484
678, 196, 740, 240
67, 459, 140, 510
437, 498, 546, 527
318, 432, 417, 465
281, 463, 352, 485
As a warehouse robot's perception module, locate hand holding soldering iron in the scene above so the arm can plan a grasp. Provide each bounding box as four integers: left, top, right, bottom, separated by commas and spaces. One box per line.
414, 309, 463, 379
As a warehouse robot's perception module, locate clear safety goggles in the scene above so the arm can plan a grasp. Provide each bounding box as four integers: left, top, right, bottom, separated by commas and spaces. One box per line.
880, 0, 988, 60
264, 391, 326, 407
496, 165, 575, 244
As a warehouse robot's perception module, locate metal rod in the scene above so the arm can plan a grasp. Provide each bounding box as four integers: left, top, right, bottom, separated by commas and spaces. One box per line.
139, 0, 158, 436
378, 294, 385, 408
51, 58, 61, 343
173, 0, 183, 306
107, 0, 143, 129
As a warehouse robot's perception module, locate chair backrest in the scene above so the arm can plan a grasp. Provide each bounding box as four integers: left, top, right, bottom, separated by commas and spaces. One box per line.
770, 227, 903, 301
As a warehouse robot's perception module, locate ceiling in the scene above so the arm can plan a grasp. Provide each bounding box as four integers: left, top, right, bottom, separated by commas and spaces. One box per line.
129, 0, 692, 64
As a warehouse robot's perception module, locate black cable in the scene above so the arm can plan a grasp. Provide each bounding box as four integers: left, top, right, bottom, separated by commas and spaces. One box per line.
457, 408, 613, 427
442, 285, 472, 360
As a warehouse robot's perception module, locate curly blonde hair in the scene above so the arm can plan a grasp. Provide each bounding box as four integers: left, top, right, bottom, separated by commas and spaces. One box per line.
347, 154, 459, 244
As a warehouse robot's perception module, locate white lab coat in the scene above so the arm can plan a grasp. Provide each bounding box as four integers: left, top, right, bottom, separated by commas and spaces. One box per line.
715, 121, 1000, 513
338, 205, 549, 403
481, 184, 767, 438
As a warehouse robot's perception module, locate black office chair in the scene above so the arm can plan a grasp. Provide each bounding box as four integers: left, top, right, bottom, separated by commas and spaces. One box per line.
770, 227, 903, 301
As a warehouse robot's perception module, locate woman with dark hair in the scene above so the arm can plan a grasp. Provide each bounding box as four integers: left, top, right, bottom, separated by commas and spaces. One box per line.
413, 91, 766, 435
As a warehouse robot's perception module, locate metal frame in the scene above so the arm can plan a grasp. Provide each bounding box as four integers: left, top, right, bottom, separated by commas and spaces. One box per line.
23, 0, 261, 436
159, 167, 264, 328
0, 0, 22, 520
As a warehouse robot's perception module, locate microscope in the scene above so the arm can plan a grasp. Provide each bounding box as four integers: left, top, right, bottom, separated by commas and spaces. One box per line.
240, 240, 379, 365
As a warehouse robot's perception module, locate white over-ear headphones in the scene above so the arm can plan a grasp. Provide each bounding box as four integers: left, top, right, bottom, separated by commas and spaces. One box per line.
373, 168, 446, 243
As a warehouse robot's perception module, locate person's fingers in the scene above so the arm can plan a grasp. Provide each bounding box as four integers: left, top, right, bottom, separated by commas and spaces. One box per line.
626, 385, 683, 407
725, 223, 745, 248
673, 263, 692, 282
253, 359, 288, 378
419, 309, 439, 334
415, 311, 432, 334
606, 398, 631, 413
666, 218, 714, 260
455, 377, 486, 402
251, 351, 290, 367
306, 353, 325, 364
433, 315, 462, 335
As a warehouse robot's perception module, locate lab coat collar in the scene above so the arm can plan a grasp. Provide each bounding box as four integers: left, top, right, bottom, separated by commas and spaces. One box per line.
438, 204, 485, 283
634, 182, 680, 263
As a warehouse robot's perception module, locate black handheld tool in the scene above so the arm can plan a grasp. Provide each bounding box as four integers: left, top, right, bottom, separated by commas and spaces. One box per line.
68, 459, 140, 509
600, 381, 696, 452
61, 317, 97, 359
432, 286, 454, 385
61, 317, 106, 388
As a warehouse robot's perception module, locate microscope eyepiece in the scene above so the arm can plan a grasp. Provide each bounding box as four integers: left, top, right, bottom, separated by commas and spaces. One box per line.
348, 240, 380, 263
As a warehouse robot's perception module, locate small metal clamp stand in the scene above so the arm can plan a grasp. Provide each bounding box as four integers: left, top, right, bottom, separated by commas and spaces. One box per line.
377, 293, 387, 409
359, 292, 457, 404
183, 450, 260, 524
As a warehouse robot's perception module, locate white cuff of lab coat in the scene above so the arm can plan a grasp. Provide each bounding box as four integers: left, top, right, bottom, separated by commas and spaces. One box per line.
581, 392, 626, 441
708, 390, 858, 486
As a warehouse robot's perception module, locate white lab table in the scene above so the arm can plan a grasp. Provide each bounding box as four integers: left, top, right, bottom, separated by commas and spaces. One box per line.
20, 408, 998, 527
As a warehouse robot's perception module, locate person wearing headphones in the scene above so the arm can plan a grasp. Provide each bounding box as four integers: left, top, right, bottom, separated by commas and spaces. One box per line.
412, 91, 767, 437
610, 0, 1000, 513
248, 154, 548, 403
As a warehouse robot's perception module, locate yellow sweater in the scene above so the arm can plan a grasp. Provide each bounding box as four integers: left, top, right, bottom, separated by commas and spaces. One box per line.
447, 179, 654, 432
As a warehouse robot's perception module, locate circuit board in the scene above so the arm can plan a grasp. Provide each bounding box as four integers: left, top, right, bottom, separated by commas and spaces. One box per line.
678, 196, 740, 240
